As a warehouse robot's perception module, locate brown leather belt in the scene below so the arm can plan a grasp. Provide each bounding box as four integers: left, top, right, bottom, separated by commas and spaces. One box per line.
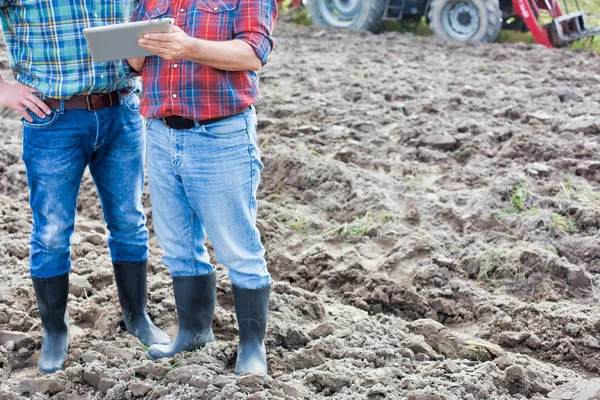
45, 90, 130, 112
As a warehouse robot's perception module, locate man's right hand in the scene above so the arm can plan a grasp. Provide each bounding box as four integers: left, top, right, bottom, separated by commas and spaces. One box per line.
0, 80, 51, 122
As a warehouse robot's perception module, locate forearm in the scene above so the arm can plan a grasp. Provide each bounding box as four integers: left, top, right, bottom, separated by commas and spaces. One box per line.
126, 57, 145, 73
183, 38, 262, 72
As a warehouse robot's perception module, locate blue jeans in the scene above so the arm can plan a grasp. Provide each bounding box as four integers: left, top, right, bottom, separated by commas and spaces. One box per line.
146, 107, 270, 290
22, 93, 149, 278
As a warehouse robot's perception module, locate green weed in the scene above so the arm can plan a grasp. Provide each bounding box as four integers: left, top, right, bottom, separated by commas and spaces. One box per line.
478, 248, 520, 285
560, 177, 600, 203
340, 214, 374, 238
289, 215, 309, 232
509, 183, 529, 211
548, 213, 578, 234
452, 147, 471, 161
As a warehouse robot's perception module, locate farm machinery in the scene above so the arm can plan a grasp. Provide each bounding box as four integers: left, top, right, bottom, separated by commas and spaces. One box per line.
277, 0, 600, 48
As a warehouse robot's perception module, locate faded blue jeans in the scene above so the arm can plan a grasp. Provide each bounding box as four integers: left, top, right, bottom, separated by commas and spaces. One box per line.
22, 93, 149, 278
146, 106, 270, 289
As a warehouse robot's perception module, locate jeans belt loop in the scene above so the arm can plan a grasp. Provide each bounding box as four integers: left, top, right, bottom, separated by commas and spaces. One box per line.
59, 99, 65, 114
85, 95, 94, 112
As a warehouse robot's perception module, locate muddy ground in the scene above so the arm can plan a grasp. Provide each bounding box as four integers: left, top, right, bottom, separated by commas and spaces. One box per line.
0, 18, 599, 400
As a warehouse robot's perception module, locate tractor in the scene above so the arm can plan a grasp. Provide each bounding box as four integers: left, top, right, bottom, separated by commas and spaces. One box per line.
278, 0, 600, 48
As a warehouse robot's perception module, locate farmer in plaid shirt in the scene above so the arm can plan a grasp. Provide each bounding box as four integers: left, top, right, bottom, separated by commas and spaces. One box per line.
129, 0, 277, 375
0, 1, 169, 374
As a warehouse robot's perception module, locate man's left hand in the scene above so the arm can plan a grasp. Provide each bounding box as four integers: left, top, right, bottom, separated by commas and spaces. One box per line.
138, 25, 191, 61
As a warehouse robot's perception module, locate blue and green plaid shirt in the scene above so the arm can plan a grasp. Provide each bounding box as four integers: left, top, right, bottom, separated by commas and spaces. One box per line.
0, 0, 139, 99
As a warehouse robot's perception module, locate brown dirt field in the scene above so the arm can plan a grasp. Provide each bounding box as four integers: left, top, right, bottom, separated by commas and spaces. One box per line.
0, 20, 599, 400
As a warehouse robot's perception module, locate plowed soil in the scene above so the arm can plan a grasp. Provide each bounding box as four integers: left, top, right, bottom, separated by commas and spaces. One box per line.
0, 20, 599, 400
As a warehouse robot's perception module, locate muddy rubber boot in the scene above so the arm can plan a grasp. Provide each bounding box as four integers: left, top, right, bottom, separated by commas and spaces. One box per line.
147, 271, 216, 360
233, 284, 270, 375
113, 260, 170, 346
31, 273, 70, 374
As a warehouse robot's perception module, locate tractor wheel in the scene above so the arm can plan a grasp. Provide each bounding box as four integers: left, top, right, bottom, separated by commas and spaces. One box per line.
428, 0, 502, 43
306, 0, 387, 33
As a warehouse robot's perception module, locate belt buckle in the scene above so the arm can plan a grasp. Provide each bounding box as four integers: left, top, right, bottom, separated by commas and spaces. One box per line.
85, 92, 114, 111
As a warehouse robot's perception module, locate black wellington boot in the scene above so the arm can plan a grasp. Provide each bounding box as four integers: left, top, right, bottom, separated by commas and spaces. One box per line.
233, 283, 270, 375
113, 260, 170, 346
147, 271, 216, 360
31, 273, 70, 374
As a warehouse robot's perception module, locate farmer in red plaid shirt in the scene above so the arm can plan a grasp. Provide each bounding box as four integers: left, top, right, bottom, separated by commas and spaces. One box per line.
128, 0, 277, 375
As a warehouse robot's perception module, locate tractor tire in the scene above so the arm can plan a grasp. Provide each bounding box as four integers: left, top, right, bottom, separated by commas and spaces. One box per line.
306, 0, 386, 33
428, 0, 502, 43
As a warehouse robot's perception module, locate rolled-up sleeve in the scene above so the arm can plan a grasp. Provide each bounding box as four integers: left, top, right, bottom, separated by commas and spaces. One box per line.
233, 0, 277, 66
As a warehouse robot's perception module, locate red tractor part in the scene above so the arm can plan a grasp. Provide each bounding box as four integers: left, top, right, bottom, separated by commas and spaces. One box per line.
513, 0, 600, 47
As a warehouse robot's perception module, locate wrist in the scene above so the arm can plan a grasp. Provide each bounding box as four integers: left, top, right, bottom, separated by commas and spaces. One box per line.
182, 35, 195, 59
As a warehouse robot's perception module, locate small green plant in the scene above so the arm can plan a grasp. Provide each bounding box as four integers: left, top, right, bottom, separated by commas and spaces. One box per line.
578, 186, 600, 202
289, 215, 309, 232
452, 147, 471, 161
560, 177, 600, 203
478, 257, 493, 284
339, 213, 376, 241
509, 183, 529, 212
478, 248, 519, 285
548, 214, 578, 234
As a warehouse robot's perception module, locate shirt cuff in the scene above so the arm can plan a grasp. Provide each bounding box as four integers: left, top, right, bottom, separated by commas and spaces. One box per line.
234, 32, 274, 66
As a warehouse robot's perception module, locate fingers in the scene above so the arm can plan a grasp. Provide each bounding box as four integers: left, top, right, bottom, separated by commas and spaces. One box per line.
142, 32, 167, 41
28, 93, 51, 114
23, 98, 47, 119
138, 42, 171, 58
137, 40, 156, 53
17, 104, 33, 122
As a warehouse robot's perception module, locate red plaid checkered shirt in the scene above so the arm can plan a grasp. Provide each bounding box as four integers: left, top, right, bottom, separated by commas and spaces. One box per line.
132, 0, 277, 120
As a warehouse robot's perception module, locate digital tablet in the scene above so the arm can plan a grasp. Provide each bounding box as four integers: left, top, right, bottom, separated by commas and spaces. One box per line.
84, 19, 173, 63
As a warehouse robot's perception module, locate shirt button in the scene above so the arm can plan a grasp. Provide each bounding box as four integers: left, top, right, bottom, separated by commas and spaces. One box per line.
213, 6, 218, 11
100, 74, 104, 78
173, 94, 177, 98
180, 8, 185, 12
173, 64, 178, 68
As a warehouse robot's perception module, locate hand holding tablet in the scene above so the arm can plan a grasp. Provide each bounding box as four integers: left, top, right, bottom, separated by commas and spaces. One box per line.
84, 19, 173, 63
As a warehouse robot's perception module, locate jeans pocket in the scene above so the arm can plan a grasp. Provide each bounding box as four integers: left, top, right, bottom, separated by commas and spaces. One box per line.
201, 114, 248, 139
122, 92, 141, 114
21, 109, 59, 129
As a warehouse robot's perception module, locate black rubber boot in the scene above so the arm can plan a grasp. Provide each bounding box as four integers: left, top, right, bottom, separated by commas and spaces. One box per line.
233, 283, 270, 375
147, 271, 216, 360
31, 273, 70, 374
113, 260, 170, 346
